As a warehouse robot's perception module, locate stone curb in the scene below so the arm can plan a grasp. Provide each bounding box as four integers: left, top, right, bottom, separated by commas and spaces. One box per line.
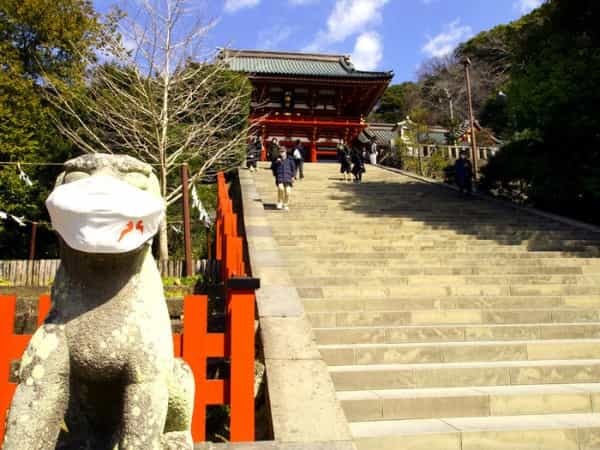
195, 441, 356, 449
236, 169, 355, 447
377, 164, 600, 234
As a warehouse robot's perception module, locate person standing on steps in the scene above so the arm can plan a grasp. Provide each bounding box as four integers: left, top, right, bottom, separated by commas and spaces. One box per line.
351, 146, 365, 183
271, 146, 296, 210
337, 139, 352, 182
454, 150, 473, 196
292, 139, 305, 180
246, 136, 259, 172
268, 137, 281, 162
369, 138, 378, 165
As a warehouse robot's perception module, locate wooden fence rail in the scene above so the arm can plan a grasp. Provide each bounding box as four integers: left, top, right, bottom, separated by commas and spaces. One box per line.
0, 171, 256, 444
0, 259, 219, 287
0, 292, 251, 443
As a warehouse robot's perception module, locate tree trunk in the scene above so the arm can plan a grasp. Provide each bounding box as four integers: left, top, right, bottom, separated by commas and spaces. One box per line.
158, 218, 169, 261
158, 164, 169, 261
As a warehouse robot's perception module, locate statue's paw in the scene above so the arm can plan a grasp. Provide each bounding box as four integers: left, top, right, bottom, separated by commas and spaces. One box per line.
161, 431, 193, 450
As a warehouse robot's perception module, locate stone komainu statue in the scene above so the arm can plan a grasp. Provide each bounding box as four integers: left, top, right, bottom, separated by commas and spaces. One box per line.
3, 154, 195, 449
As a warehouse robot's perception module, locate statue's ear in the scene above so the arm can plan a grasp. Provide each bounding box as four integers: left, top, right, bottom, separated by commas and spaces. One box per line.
55, 172, 66, 188
147, 172, 162, 198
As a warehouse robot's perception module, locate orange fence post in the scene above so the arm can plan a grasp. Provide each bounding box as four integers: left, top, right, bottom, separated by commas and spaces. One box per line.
0, 294, 51, 442
182, 294, 209, 442
182, 294, 226, 443
227, 289, 255, 441
0, 295, 18, 441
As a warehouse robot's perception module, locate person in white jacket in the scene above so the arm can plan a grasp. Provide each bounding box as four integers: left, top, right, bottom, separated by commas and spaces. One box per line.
369, 139, 378, 165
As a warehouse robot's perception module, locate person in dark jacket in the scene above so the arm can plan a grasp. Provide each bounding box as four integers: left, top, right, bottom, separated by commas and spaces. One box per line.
268, 138, 280, 162
292, 139, 305, 180
246, 136, 259, 172
351, 147, 365, 183
270, 147, 296, 210
454, 150, 473, 195
337, 139, 352, 182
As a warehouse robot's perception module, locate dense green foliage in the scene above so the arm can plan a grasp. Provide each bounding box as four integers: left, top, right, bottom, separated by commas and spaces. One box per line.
480, 0, 600, 222
376, 0, 600, 224
0, 0, 101, 257
369, 82, 420, 123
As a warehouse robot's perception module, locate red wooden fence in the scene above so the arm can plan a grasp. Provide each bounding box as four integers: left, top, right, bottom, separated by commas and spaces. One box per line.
0, 172, 257, 444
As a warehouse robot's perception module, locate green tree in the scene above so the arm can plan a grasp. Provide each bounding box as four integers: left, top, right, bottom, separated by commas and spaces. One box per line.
0, 0, 103, 257
370, 82, 420, 123
482, 0, 600, 222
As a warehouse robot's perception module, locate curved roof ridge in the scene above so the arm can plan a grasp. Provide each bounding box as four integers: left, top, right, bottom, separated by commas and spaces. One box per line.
221, 48, 349, 63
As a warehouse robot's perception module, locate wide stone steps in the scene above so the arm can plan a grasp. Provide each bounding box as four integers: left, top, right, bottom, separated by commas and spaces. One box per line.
289, 265, 599, 276
292, 274, 599, 286
252, 163, 600, 449
339, 384, 600, 421
307, 309, 600, 328
289, 257, 600, 268
313, 323, 600, 345
298, 284, 600, 299
350, 413, 600, 450
302, 294, 599, 310
329, 359, 600, 390
318, 339, 600, 366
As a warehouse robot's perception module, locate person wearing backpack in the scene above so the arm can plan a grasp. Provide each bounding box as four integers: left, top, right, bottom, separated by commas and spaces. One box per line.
271, 146, 296, 210
351, 146, 365, 183
292, 139, 305, 180
337, 139, 351, 182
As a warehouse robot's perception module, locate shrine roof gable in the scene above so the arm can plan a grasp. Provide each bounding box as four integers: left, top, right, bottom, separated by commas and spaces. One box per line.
220, 49, 393, 80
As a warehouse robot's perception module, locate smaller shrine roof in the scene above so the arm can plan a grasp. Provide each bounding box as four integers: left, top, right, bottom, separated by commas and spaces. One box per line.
221, 49, 393, 80
360, 123, 395, 146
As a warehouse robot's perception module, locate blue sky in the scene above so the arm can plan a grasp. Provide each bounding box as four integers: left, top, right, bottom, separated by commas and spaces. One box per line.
93, 0, 544, 82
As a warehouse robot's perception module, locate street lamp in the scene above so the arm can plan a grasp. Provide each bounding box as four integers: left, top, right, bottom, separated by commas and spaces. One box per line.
463, 57, 479, 181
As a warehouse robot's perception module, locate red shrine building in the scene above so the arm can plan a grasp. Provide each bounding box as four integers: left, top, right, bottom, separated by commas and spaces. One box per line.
221, 49, 393, 162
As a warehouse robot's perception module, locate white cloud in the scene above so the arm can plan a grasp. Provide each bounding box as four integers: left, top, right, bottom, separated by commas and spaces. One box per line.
257, 25, 294, 50
515, 0, 543, 14
288, 0, 318, 4
304, 0, 389, 51
224, 0, 260, 14
422, 19, 473, 58
351, 32, 383, 71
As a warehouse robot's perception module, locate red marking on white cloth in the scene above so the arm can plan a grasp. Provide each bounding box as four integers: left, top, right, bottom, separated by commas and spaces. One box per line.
118, 221, 134, 241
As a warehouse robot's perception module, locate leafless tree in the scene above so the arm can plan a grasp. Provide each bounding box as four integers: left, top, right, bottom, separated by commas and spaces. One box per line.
44, 0, 253, 260
417, 45, 511, 127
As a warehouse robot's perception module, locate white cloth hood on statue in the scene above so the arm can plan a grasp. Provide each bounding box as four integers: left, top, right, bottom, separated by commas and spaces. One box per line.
46, 174, 165, 254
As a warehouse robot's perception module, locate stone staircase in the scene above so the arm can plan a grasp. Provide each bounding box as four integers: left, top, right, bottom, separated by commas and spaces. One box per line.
252, 162, 600, 450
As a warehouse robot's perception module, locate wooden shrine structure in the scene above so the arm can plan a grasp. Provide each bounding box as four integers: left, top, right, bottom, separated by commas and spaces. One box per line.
221, 49, 393, 161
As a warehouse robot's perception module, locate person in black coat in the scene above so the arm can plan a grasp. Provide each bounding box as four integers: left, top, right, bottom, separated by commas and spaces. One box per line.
337, 140, 352, 182
292, 139, 305, 180
351, 147, 365, 183
246, 136, 259, 172
454, 150, 473, 195
270, 147, 296, 210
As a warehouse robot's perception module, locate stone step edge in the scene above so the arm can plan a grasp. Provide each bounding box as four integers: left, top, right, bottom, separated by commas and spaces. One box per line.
317, 338, 600, 350
337, 383, 600, 401
349, 413, 600, 441
328, 358, 600, 372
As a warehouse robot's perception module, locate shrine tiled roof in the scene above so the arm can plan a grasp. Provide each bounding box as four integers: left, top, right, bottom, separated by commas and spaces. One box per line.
360, 123, 395, 146
221, 49, 393, 80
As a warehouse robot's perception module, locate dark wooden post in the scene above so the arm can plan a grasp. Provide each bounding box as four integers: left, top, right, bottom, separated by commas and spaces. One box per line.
181, 164, 193, 277
463, 58, 479, 180
28, 222, 37, 260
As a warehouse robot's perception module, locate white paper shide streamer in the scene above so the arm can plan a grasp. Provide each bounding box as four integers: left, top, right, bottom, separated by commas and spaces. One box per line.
191, 184, 212, 228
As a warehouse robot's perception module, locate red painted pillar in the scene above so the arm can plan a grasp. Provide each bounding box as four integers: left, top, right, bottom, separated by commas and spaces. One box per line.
310, 141, 317, 162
